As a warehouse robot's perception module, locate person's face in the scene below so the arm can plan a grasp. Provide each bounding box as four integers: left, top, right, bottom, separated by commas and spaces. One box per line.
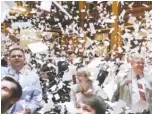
77, 73, 89, 84
1, 80, 17, 106
131, 59, 144, 75
40, 71, 47, 79
40, 71, 49, 80
76, 102, 96, 114
9, 50, 25, 70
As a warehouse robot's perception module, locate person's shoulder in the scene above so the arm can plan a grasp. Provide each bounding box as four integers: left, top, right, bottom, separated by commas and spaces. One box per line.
1, 66, 8, 70
115, 68, 131, 84
1, 66, 9, 76
25, 69, 39, 78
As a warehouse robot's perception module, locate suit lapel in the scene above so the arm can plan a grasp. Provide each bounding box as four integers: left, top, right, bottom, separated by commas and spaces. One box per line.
128, 70, 132, 96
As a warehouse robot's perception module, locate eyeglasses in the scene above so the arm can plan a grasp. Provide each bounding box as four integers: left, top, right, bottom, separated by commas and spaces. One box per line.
10, 55, 23, 58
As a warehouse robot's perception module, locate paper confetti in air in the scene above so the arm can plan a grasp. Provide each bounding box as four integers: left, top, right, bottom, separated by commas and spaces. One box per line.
2, 2, 152, 114
89, 23, 96, 34
40, 1, 52, 12
128, 16, 136, 24
109, 28, 115, 33
128, 2, 134, 9
142, 4, 149, 8
28, 42, 48, 53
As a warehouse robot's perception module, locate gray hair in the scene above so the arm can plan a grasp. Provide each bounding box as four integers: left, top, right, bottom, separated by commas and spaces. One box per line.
81, 94, 106, 114
77, 67, 93, 81
131, 53, 144, 62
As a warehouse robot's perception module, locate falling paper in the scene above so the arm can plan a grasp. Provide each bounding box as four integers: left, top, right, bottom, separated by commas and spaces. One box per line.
81, 9, 85, 12
40, 1, 52, 12
27, 42, 48, 53
109, 28, 115, 34
54, 93, 60, 100
128, 2, 134, 9
118, 47, 123, 53
89, 23, 96, 34
6, 27, 14, 34
120, 9, 126, 19
38, 99, 54, 113
52, 1, 72, 19
11, 22, 32, 29
104, 18, 115, 23
85, 37, 94, 48
128, 16, 136, 24
142, 4, 149, 8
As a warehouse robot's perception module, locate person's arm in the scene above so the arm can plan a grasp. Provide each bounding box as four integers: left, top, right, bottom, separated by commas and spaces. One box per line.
26, 74, 42, 114
28, 90, 42, 114
15, 90, 42, 114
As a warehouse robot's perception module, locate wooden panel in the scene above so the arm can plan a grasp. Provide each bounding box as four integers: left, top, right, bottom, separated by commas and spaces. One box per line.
79, 1, 87, 28
61, 35, 86, 56
111, 1, 119, 50
94, 33, 108, 41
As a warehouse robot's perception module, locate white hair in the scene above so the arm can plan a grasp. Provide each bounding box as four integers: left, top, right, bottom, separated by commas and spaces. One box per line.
132, 53, 144, 61
77, 67, 94, 81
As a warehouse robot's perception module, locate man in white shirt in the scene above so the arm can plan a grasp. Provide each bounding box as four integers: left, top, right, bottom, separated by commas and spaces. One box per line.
112, 55, 151, 113
1, 45, 42, 114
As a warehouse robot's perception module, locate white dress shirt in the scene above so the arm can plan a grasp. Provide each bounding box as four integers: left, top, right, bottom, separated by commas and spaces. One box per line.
1, 66, 42, 114
130, 72, 149, 113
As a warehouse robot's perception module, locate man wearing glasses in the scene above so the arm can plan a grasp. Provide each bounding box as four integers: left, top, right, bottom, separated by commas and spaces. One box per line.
1, 45, 42, 114
112, 55, 152, 114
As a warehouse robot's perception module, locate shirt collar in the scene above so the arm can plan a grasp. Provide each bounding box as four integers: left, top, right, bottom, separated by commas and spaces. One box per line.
132, 69, 144, 80
19, 67, 25, 74
8, 66, 25, 75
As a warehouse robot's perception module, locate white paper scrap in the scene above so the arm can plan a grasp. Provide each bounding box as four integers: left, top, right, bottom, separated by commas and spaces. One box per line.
27, 42, 48, 53
40, 1, 52, 12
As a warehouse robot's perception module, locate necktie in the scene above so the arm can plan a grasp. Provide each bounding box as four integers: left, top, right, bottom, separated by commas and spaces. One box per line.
136, 75, 140, 80
72, 74, 76, 84
15, 71, 20, 81
137, 83, 146, 101
137, 75, 146, 101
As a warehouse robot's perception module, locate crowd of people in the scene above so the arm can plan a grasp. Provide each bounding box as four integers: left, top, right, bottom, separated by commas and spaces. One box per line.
1, 40, 152, 114
1, 2, 152, 114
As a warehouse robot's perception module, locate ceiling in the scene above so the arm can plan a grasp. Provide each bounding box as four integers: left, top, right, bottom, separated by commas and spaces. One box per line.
2, 1, 152, 34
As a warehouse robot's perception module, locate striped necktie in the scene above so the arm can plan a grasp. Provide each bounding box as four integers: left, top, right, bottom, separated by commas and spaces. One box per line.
15, 71, 20, 81
137, 75, 146, 101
